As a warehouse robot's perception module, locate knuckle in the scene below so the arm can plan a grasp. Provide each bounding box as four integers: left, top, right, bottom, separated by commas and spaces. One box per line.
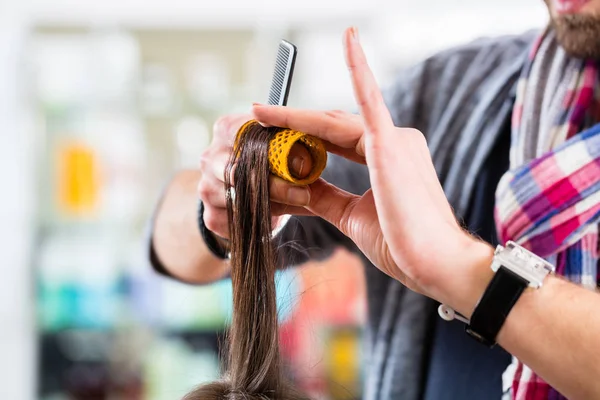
197, 178, 212, 201
216, 145, 233, 166
346, 58, 366, 73
324, 109, 348, 120
199, 143, 219, 168
338, 198, 358, 237
405, 127, 421, 136
282, 113, 291, 129
406, 128, 427, 144
212, 116, 231, 137
203, 208, 221, 233
219, 143, 233, 159
198, 153, 209, 170
214, 114, 249, 142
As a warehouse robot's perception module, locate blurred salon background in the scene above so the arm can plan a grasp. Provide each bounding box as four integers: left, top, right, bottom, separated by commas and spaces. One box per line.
0, 0, 547, 399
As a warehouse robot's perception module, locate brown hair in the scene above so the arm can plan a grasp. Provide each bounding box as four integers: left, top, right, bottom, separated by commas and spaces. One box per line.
184, 121, 310, 400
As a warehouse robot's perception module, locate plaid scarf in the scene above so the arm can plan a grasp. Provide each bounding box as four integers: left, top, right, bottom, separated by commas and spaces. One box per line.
494, 29, 600, 399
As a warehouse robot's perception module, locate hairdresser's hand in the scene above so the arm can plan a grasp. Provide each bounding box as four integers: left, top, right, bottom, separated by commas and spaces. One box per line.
198, 114, 314, 239
252, 28, 494, 318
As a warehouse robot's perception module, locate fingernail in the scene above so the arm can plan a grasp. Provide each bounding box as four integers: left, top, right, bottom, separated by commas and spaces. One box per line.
287, 186, 310, 206
252, 102, 263, 107
351, 27, 359, 42
290, 156, 306, 178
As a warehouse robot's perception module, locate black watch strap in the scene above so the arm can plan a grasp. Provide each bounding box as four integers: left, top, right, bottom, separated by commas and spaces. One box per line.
466, 266, 529, 347
198, 200, 229, 260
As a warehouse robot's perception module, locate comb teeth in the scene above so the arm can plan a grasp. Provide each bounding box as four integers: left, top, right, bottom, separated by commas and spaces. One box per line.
267, 40, 296, 106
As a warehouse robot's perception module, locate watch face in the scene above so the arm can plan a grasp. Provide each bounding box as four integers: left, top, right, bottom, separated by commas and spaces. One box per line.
493, 241, 555, 287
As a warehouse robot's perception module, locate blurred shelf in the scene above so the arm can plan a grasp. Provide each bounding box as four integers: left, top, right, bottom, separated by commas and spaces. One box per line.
25, 20, 369, 399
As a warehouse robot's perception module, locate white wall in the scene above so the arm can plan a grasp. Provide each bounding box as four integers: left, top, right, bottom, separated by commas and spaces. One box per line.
24, 0, 550, 112
0, 4, 36, 400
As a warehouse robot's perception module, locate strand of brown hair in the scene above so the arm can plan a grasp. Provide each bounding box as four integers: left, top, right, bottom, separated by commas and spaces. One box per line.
184, 121, 309, 400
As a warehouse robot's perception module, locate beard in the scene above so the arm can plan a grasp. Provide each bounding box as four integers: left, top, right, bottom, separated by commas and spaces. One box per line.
551, 13, 600, 59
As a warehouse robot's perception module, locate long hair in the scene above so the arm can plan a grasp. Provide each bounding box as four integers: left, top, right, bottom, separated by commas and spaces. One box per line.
184, 121, 309, 400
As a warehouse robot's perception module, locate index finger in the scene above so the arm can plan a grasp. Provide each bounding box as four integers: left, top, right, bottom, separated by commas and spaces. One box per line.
251, 105, 363, 148
343, 27, 394, 135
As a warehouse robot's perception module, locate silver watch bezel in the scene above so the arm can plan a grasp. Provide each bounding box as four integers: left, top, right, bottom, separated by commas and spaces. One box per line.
492, 241, 555, 288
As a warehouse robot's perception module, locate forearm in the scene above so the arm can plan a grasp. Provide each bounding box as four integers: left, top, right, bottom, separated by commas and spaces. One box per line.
458, 243, 600, 400
151, 170, 230, 284
498, 275, 600, 400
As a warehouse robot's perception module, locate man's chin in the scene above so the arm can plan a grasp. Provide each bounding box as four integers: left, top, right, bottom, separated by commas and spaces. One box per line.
552, 15, 600, 59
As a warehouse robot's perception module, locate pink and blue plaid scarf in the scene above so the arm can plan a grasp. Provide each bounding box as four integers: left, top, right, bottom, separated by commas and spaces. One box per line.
495, 28, 600, 400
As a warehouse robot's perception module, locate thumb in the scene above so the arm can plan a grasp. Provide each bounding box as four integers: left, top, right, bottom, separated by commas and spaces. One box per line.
305, 179, 360, 238
288, 142, 313, 179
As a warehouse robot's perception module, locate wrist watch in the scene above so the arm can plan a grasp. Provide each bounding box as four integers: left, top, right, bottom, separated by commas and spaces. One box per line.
438, 241, 555, 347
198, 200, 230, 260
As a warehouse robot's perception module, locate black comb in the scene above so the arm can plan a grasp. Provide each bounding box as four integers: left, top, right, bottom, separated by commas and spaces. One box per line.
267, 40, 297, 106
